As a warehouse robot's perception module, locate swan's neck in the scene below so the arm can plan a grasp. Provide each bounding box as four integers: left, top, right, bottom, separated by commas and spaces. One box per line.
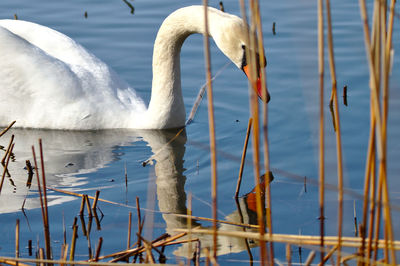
145, 6, 219, 129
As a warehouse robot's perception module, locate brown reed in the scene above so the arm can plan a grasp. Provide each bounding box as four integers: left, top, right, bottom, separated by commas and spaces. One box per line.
15, 219, 19, 266
0, 120, 16, 138
305, 250, 316, 266
202, 0, 218, 259
324, 0, 345, 264
38, 139, 52, 260
317, 0, 325, 263
235, 118, 252, 198
92, 190, 100, 211
252, 2, 275, 263
0, 143, 14, 194
84, 194, 93, 217
286, 244, 291, 266
79, 195, 86, 216
238, 0, 267, 264
127, 212, 132, 249
1, 134, 14, 165
69, 223, 78, 261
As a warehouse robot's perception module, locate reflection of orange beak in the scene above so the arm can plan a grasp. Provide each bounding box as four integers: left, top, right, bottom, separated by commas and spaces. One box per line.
243, 65, 270, 103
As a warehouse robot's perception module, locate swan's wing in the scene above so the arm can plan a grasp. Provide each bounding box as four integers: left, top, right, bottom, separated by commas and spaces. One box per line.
0, 20, 146, 129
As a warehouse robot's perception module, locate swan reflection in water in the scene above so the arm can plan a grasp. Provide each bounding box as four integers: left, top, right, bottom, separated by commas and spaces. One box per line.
0, 128, 269, 257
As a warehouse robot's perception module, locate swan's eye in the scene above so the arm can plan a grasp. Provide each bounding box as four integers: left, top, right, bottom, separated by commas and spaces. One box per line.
241, 44, 246, 50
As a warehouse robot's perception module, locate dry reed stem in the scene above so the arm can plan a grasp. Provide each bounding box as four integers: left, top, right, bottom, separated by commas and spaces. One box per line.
0, 256, 178, 266
79, 216, 87, 240
252, 1, 274, 263
38, 248, 44, 266
361, 117, 376, 262
359, 0, 396, 263
317, 0, 325, 263
187, 192, 193, 263
15, 219, 19, 265
69, 224, 78, 261
92, 190, 100, 211
136, 234, 164, 257
79, 195, 86, 216
127, 212, 132, 249
1, 134, 14, 165
235, 118, 252, 198
60, 243, 69, 266
38, 139, 51, 260
366, 144, 377, 260
95, 232, 186, 261
305, 250, 316, 266
31, 146, 49, 259
286, 244, 291, 266
135, 196, 142, 249
176, 228, 400, 251
0, 143, 14, 194
85, 194, 93, 217
186, 62, 231, 125
324, 1, 345, 265
94, 237, 103, 262
202, 0, 218, 259
0, 121, 16, 138
319, 245, 338, 265
239, 0, 266, 263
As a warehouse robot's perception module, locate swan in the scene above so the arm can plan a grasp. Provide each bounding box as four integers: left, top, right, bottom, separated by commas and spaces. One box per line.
0, 5, 268, 130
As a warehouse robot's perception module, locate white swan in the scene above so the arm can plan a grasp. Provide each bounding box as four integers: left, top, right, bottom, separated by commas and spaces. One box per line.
0, 6, 267, 130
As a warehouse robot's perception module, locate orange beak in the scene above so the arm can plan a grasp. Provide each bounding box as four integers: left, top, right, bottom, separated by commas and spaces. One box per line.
243, 64, 270, 103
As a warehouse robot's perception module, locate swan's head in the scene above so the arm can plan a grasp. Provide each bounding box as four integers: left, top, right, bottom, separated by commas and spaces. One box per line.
211, 12, 270, 103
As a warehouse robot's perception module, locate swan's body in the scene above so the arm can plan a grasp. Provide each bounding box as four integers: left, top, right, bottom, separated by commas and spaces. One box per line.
0, 6, 265, 130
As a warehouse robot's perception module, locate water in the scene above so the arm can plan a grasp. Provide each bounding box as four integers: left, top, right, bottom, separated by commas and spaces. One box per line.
0, 0, 400, 264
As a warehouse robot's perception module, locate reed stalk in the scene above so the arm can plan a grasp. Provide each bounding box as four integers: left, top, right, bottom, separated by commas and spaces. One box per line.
1, 256, 181, 266
38, 139, 51, 260
239, 0, 267, 264
15, 219, 19, 266
324, 1, 345, 265
69, 224, 78, 261
79, 195, 85, 216
60, 243, 68, 266
0, 143, 14, 194
84, 194, 93, 217
1, 134, 14, 165
359, 0, 397, 263
366, 145, 377, 259
317, 0, 325, 263
235, 118, 252, 198
305, 250, 316, 266
92, 191, 100, 211
38, 248, 45, 266
252, 1, 274, 263
286, 244, 291, 266
187, 192, 193, 264
176, 228, 400, 251
135, 196, 142, 246
94, 237, 103, 262
127, 212, 132, 249
95, 232, 186, 261
202, 0, 218, 259
0, 120, 16, 138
